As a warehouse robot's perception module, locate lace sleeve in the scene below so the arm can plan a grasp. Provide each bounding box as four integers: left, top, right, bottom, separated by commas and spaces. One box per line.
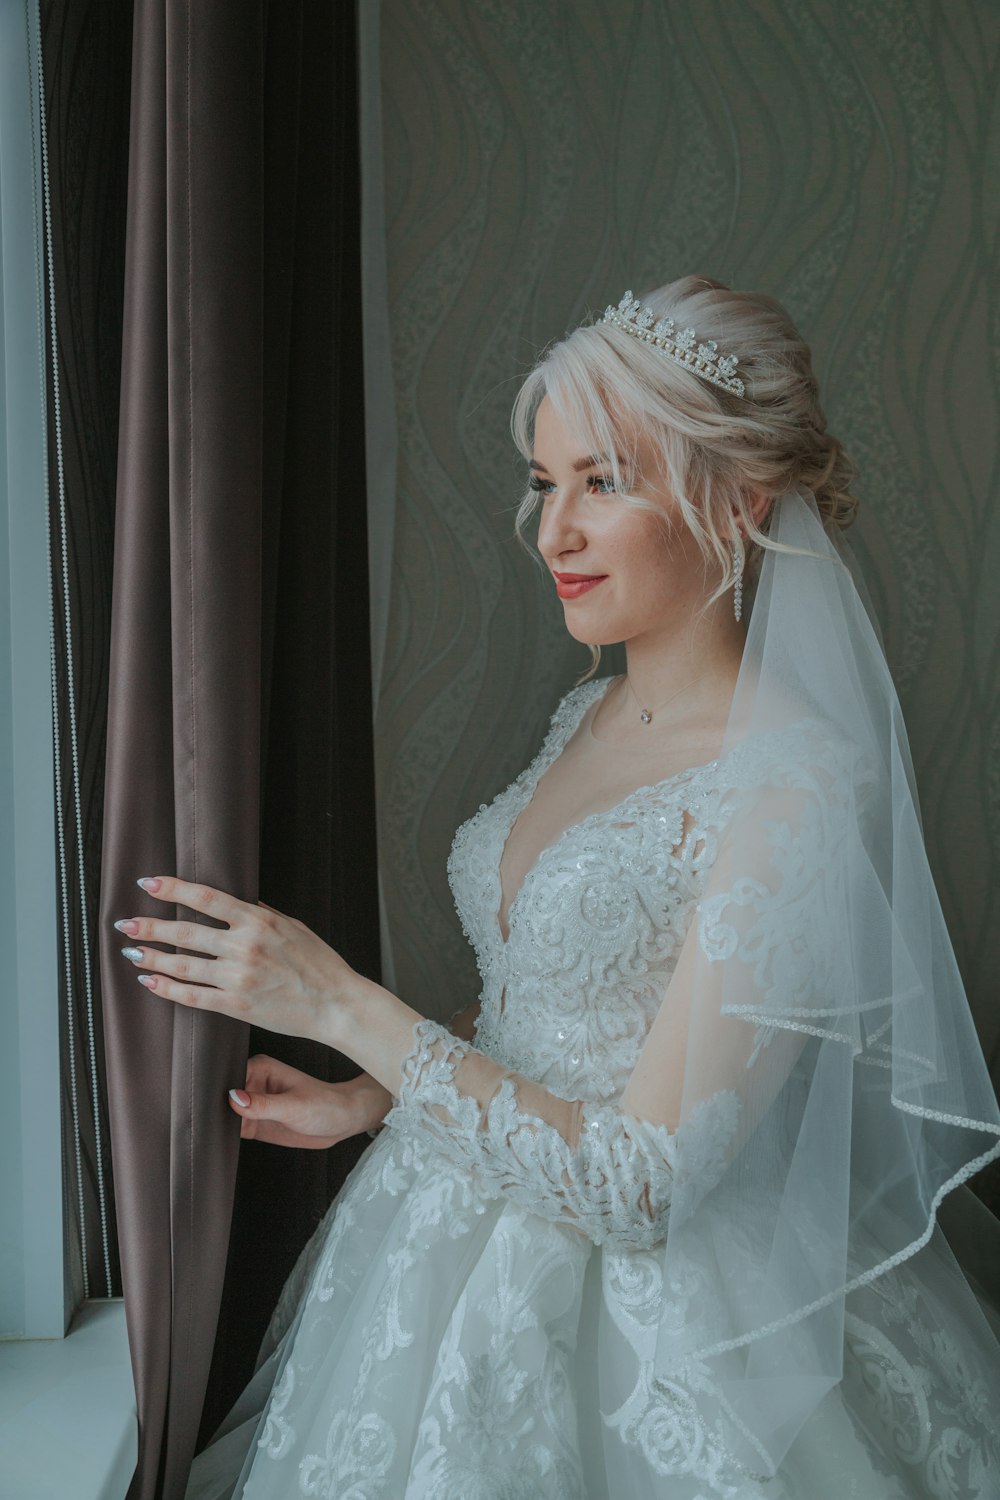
381, 1016, 737, 1251
365, 1002, 481, 1140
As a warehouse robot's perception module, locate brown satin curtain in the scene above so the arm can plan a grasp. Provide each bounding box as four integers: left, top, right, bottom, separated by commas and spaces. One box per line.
95, 3, 380, 1497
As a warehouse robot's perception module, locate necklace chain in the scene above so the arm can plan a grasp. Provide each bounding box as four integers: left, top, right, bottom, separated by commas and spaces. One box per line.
623, 669, 713, 725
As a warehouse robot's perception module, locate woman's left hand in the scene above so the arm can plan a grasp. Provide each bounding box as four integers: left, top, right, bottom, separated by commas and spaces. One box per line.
113, 875, 359, 1044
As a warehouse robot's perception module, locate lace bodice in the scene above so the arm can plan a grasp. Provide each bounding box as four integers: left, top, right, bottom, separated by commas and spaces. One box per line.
382, 677, 834, 1253
446, 676, 817, 1100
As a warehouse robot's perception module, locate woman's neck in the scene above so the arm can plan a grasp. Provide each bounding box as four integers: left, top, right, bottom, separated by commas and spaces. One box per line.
597, 609, 746, 745
631, 602, 744, 685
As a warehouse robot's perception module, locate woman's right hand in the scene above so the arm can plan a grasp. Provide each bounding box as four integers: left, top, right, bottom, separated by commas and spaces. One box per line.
228, 1054, 393, 1149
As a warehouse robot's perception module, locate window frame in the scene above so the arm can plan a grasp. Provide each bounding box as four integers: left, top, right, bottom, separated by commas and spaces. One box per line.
0, 0, 71, 1343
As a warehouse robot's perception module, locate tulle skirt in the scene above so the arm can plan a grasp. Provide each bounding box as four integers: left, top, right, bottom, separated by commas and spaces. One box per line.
185, 1124, 1000, 1499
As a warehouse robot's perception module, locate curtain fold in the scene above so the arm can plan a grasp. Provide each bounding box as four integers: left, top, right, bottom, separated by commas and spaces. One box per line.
202, 0, 382, 1449
101, 4, 263, 1495
99, 3, 379, 1496
38, 0, 134, 1307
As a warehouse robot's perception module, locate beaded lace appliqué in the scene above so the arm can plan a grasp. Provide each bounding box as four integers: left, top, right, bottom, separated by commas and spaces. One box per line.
444, 680, 736, 1102
385, 1016, 741, 1254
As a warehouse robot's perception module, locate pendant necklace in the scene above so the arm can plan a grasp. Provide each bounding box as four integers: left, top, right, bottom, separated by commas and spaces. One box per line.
624, 668, 713, 726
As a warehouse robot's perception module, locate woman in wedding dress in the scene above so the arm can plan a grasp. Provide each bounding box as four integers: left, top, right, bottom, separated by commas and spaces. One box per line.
119, 274, 1000, 1498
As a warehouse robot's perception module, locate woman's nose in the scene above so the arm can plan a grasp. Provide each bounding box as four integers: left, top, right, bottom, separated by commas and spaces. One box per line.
537, 491, 585, 559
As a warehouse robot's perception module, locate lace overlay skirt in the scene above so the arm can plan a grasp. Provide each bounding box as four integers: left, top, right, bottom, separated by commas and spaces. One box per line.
184, 1125, 993, 1500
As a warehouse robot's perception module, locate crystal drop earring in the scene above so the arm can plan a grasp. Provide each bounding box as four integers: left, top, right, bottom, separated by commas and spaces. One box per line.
732, 541, 743, 622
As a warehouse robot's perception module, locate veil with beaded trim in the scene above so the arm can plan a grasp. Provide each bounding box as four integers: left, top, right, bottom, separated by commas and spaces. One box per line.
640, 483, 1000, 1476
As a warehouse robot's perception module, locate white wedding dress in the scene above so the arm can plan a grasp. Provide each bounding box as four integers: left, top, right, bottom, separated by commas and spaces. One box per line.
186, 676, 1000, 1500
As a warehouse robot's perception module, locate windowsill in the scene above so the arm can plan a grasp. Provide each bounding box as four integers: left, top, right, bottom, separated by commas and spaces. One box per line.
0, 1299, 136, 1500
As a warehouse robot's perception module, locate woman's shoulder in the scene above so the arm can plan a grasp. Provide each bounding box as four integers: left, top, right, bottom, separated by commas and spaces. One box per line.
712, 712, 875, 816
543, 673, 611, 736
545, 675, 875, 807
551, 673, 611, 716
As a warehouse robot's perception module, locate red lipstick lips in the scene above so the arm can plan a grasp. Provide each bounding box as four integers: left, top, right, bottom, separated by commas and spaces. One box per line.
554, 572, 608, 600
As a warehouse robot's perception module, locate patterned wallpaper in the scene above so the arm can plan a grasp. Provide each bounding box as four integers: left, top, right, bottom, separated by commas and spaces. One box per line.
368, 0, 1000, 1082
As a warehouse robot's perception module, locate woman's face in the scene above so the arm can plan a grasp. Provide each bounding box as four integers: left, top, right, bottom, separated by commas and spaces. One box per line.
530, 394, 717, 648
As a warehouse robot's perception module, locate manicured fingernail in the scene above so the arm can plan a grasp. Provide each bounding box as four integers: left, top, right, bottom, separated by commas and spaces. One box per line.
137, 974, 156, 988
115, 919, 139, 934
120, 946, 143, 962
229, 1089, 250, 1107
136, 877, 161, 892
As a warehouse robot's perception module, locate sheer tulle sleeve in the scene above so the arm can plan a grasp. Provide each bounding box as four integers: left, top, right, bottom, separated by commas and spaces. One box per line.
381, 1010, 742, 1252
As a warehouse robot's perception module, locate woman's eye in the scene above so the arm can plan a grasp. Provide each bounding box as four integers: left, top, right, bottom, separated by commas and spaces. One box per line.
527, 475, 615, 496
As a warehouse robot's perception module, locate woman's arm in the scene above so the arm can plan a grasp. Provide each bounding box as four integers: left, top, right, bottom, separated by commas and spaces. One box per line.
361, 1000, 481, 1137
110, 872, 703, 1227
323, 777, 823, 1251
231, 1002, 485, 1145
228, 1055, 394, 1146
116, 776, 806, 1243
328, 978, 698, 1251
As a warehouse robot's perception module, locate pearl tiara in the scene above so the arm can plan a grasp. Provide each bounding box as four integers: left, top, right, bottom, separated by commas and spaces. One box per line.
598, 290, 747, 399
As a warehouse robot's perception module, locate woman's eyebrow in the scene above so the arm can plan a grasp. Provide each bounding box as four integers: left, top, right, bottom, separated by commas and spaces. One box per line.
529, 453, 618, 473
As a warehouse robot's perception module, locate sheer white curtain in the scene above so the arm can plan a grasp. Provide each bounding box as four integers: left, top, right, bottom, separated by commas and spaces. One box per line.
359, 0, 400, 994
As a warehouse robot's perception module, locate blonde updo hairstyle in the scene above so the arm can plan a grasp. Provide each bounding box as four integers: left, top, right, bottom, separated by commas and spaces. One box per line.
511, 274, 859, 679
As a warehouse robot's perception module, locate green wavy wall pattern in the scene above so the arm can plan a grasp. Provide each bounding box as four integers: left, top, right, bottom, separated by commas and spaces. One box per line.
372, 0, 1000, 1091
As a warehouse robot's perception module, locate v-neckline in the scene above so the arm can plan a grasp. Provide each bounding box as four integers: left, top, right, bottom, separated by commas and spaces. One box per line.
493, 676, 722, 950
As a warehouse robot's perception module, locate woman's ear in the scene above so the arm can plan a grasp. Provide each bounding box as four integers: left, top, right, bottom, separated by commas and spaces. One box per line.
738, 485, 773, 534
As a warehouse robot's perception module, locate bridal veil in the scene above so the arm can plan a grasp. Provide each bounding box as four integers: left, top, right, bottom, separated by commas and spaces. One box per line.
643, 483, 1000, 1475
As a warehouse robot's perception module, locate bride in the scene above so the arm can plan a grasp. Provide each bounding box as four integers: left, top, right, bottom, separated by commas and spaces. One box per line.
118, 274, 1000, 1497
